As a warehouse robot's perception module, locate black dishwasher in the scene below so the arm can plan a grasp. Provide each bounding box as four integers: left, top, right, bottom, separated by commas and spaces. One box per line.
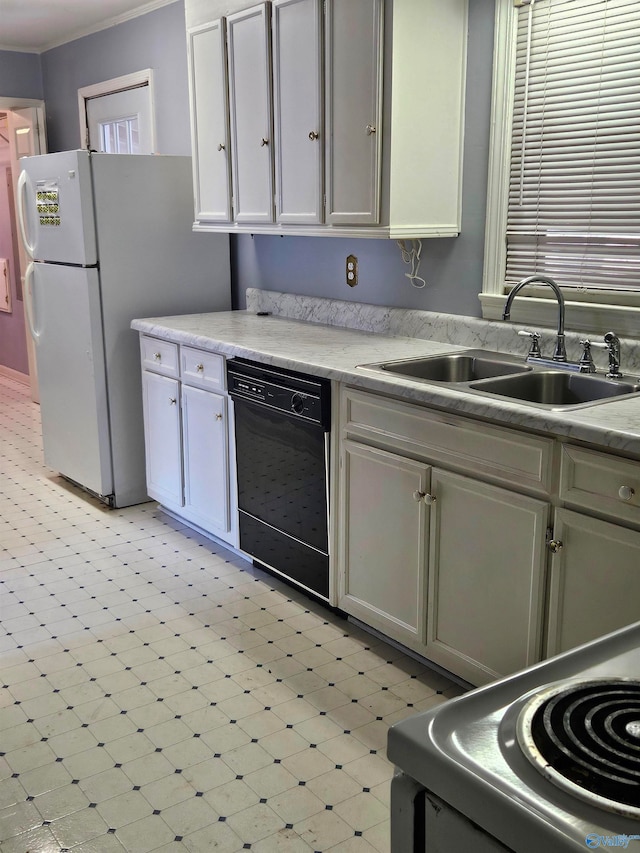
227, 358, 331, 600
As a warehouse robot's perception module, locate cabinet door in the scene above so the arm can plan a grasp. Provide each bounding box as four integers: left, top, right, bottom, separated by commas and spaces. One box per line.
141, 371, 183, 507
187, 20, 232, 222
325, 0, 383, 225
272, 0, 323, 224
339, 440, 430, 644
546, 508, 640, 657
227, 3, 274, 223
182, 385, 230, 533
426, 469, 548, 684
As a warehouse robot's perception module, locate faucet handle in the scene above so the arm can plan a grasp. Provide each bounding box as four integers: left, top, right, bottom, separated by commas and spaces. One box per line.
578, 339, 597, 373
518, 329, 542, 358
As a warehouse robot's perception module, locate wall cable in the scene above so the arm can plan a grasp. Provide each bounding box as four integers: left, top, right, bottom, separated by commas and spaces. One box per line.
396, 239, 427, 288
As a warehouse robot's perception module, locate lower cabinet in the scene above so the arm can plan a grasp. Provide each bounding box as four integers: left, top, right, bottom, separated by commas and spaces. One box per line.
140, 336, 237, 548
338, 386, 640, 686
337, 387, 554, 684
141, 371, 183, 507
182, 384, 230, 534
340, 440, 429, 644
545, 508, 640, 657
425, 469, 548, 683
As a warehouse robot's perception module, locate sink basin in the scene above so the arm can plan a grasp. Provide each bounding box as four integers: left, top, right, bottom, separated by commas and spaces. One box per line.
365, 349, 531, 383
470, 371, 640, 408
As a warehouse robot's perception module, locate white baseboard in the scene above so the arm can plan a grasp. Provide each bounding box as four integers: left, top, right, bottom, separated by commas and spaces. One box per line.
0, 364, 30, 386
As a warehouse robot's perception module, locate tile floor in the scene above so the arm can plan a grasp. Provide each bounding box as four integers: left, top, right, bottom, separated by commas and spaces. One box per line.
0, 374, 464, 852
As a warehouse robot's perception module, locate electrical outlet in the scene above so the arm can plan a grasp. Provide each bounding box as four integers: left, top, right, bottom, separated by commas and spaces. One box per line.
346, 254, 358, 287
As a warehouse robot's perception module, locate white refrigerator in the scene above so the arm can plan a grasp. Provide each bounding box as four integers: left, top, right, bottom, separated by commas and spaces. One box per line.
17, 150, 231, 507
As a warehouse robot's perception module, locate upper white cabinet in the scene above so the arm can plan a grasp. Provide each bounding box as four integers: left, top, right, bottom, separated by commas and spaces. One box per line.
185, 0, 468, 238
187, 19, 232, 221
272, 0, 323, 224
325, 0, 382, 226
227, 3, 274, 223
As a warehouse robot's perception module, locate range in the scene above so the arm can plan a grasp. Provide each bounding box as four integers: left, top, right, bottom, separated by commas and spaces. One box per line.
388, 621, 640, 852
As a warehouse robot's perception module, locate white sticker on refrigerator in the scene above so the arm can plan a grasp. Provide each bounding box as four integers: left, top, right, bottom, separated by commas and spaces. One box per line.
36, 181, 61, 227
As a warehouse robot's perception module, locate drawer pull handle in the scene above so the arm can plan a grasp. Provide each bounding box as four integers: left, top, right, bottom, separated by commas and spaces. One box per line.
154, 352, 161, 360
619, 485, 635, 501
547, 538, 563, 553
412, 490, 436, 505
196, 363, 204, 372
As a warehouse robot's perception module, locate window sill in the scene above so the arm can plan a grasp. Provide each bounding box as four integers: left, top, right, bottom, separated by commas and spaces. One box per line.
479, 293, 640, 340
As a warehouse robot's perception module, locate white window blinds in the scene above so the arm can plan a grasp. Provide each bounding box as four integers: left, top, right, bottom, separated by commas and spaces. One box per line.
506, 0, 640, 291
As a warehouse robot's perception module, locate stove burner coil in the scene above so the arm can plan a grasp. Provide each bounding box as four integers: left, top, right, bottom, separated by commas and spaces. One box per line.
517, 678, 640, 818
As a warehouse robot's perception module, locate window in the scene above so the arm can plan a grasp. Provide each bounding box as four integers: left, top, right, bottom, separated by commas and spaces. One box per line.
482, 0, 640, 336
100, 117, 140, 154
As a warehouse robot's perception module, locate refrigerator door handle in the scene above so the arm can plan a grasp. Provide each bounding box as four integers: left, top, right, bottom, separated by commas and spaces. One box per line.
17, 169, 36, 259
24, 262, 40, 341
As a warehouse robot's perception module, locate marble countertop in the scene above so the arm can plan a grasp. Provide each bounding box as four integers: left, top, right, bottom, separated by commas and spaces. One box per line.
132, 310, 640, 457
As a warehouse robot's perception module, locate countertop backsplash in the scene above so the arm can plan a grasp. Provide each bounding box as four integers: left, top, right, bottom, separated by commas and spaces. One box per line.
246, 288, 640, 378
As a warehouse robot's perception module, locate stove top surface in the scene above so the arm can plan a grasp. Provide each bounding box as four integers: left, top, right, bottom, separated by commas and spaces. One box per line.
516, 677, 640, 819
387, 622, 640, 853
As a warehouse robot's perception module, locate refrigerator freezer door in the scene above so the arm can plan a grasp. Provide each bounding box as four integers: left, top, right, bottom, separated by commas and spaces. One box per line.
31, 263, 113, 499
18, 150, 97, 265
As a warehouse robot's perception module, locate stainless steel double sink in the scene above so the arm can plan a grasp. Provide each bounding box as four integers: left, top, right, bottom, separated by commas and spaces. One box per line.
358, 349, 640, 410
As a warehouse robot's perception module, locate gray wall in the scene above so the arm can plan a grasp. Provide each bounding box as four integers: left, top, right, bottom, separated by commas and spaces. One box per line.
41, 1, 191, 155
4, 0, 496, 319
0, 50, 43, 99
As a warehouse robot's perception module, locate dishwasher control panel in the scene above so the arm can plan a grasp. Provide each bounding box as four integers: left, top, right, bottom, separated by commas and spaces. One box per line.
227, 358, 330, 429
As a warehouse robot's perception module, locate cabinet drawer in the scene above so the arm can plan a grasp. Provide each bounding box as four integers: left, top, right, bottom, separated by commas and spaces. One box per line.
342, 387, 554, 494
560, 445, 640, 526
140, 336, 179, 377
181, 347, 225, 391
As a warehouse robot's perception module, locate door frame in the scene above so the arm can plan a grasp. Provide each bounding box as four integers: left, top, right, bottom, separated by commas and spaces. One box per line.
77, 69, 157, 151
0, 97, 46, 398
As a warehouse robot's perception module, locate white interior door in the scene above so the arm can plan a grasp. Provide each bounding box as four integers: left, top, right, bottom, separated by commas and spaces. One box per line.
79, 71, 156, 154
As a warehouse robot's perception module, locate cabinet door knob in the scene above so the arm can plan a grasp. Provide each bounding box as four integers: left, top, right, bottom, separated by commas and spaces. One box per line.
217, 143, 225, 151
366, 124, 376, 135
169, 398, 177, 405
547, 538, 563, 553
412, 490, 436, 505
308, 131, 319, 141
261, 137, 269, 147
154, 352, 161, 360
215, 413, 223, 421
196, 363, 204, 372
619, 485, 635, 501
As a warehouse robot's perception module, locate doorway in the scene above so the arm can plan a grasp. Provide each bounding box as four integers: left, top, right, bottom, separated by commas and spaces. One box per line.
0, 101, 46, 398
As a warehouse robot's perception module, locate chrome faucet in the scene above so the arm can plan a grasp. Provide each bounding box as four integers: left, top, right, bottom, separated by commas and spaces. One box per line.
502, 275, 567, 362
